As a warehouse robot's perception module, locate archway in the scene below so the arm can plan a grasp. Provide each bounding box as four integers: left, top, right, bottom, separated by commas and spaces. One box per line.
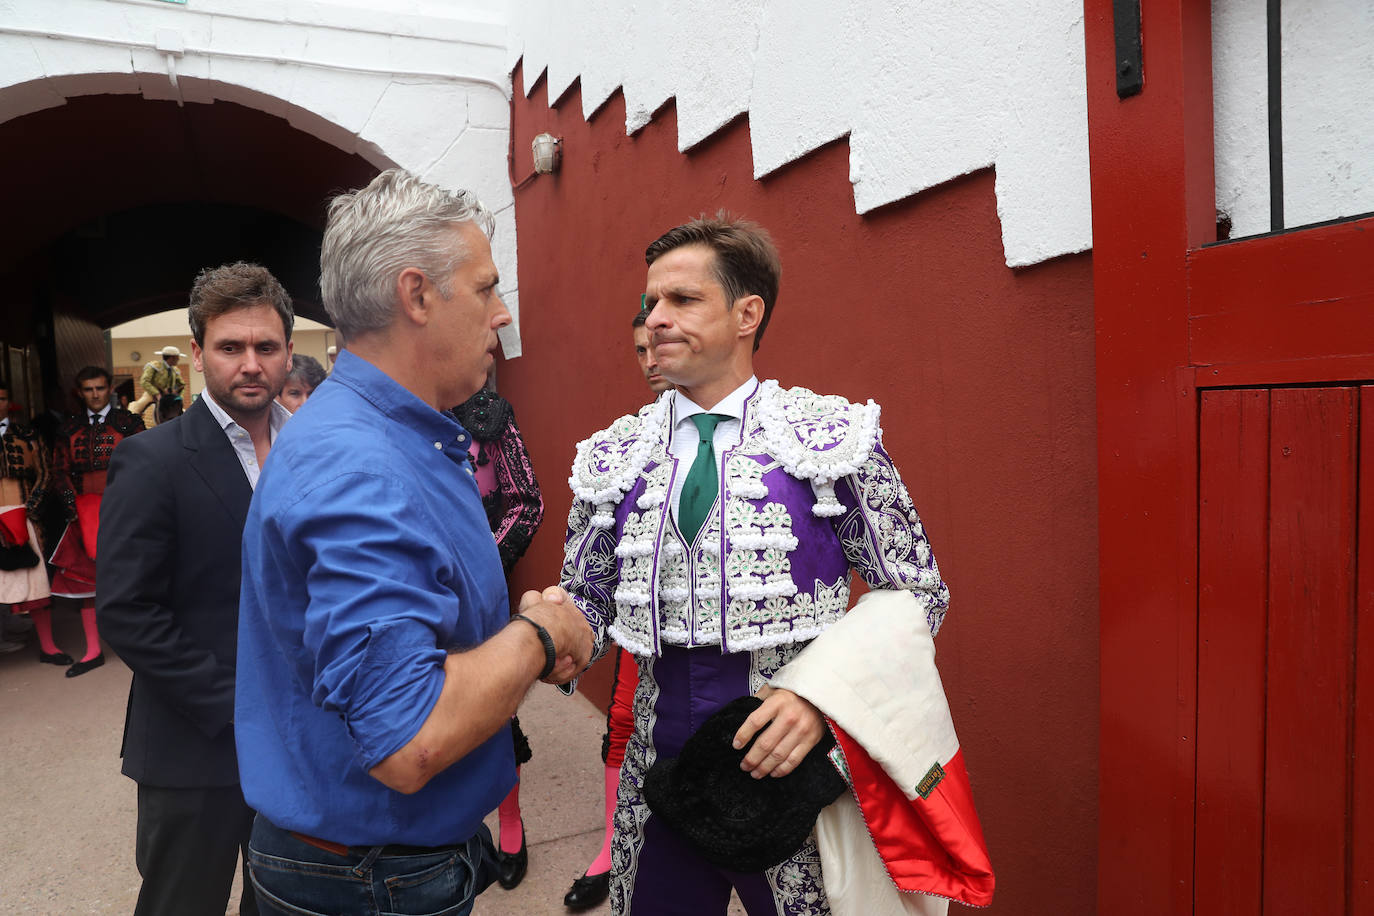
0, 91, 381, 416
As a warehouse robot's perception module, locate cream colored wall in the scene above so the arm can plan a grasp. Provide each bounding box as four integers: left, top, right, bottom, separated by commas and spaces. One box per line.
109, 310, 336, 401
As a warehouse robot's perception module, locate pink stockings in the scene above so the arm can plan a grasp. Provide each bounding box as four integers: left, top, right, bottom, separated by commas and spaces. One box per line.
31, 603, 101, 661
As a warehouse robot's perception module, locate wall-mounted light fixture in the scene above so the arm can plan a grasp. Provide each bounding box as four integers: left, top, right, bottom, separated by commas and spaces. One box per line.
531, 133, 562, 174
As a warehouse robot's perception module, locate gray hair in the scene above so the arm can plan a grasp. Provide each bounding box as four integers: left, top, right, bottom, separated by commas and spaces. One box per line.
320, 169, 495, 340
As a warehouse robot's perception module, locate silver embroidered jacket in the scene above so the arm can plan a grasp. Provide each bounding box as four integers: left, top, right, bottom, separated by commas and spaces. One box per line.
561, 380, 949, 659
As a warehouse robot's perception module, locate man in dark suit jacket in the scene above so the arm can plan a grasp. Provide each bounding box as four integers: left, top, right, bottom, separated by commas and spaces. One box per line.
98, 262, 294, 916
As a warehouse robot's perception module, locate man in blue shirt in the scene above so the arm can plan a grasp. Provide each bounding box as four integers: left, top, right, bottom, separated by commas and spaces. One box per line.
237, 168, 593, 916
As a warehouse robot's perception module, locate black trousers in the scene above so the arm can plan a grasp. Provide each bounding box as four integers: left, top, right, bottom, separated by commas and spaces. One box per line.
133, 782, 258, 916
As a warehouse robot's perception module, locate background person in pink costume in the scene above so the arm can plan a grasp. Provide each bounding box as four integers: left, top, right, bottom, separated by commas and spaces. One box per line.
453, 386, 544, 892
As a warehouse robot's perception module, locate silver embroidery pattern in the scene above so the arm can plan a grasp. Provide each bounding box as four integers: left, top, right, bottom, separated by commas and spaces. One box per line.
566, 382, 948, 655
751, 642, 832, 915
610, 653, 661, 916
835, 446, 950, 634
564, 497, 619, 659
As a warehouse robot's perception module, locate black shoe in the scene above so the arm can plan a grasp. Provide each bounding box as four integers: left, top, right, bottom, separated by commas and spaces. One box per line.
564, 871, 610, 910
38, 650, 74, 666
65, 653, 105, 678
495, 824, 527, 890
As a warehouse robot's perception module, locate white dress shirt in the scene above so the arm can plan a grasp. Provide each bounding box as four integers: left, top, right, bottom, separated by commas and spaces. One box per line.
200, 391, 291, 490
87, 405, 112, 424
667, 376, 759, 520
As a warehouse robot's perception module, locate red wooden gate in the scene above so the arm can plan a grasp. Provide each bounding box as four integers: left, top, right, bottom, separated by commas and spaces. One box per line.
1086, 2, 1374, 912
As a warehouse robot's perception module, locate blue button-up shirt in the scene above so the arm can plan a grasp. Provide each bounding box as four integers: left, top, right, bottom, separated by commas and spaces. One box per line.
236, 350, 512, 847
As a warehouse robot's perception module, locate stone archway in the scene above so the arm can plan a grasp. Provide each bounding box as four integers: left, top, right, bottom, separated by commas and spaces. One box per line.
0, 12, 519, 415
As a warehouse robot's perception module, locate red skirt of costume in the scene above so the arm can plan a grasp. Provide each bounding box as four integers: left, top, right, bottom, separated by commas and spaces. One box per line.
48, 493, 100, 599
0, 505, 52, 606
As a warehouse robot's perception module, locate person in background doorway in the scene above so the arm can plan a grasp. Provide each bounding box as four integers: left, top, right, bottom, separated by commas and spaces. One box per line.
0, 383, 51, 654
128, 346, 186, 424
44, 366, 144, 677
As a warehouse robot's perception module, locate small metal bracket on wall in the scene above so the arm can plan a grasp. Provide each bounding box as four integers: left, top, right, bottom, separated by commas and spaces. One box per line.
1113, 0, 1143, 98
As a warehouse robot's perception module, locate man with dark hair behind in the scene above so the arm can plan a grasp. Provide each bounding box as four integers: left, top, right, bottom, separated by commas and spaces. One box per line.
97, 261, 294, 916
632, 308, 673, 395
559, 215, 952, 915
43, 365, 144, 676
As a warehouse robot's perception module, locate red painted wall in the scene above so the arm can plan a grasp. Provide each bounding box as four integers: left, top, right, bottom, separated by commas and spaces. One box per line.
501, 64, 1098, 914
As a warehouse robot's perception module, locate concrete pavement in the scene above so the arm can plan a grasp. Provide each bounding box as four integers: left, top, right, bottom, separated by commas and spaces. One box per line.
0, 604, 614, 915
0, 605, 745, 915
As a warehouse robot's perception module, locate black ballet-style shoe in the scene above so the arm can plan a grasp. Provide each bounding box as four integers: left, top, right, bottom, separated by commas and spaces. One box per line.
563, 870, 610, 910
495, 822, 528, 890
38, 650, 74, 666
65, 653, 105, 678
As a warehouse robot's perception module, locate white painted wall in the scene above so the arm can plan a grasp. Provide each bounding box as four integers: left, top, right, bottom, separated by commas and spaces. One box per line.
0, 0, 526, 354
8, 1, 1366, 292
1213, 0, 1374, 239
507, 0, 1093, 269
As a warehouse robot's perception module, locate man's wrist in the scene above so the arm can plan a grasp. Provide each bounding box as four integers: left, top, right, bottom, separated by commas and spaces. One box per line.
511, 613, 556, 680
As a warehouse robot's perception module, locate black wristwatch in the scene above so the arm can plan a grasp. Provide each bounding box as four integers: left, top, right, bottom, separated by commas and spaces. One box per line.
511, 614, 557, 680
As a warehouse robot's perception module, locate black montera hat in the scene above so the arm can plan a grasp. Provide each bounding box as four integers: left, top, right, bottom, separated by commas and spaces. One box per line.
642, 695, 847, 873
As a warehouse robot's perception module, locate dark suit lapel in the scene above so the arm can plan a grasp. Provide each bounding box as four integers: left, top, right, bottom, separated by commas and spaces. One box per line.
180, 399, 253, 529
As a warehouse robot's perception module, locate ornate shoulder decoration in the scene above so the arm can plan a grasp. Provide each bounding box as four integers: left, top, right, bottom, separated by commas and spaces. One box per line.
755, 380, 882, 517
454, 389, 513, 442
2, 419, 38, 441
569, 394, 671, 527
107, 408, 145, 435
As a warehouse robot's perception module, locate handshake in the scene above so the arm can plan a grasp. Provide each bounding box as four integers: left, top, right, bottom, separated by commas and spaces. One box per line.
513, 586, 595, 685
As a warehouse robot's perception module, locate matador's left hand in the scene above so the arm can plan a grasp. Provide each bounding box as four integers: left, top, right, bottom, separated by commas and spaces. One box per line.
732, 685, 825, 779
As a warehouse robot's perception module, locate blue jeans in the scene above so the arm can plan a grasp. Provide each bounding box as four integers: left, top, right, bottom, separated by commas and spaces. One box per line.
247, 815, 498, 916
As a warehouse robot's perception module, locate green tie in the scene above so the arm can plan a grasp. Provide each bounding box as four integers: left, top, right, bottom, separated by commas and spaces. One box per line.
678, 413, 729, 545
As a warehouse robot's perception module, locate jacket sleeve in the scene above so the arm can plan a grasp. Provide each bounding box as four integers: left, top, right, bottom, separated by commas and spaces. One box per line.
96, 436, 237, 739
830, 438, 950, 635
489, 411, 544, 575
138, 362, 161, 394
18, 433, 47, 512
559, 496, 618, 676
49, 432, 76, 519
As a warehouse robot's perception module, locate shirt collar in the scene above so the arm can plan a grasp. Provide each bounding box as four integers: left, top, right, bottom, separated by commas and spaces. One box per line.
328, 349, 467, 444
672, 376, 758, 426
201, 389, 292, 440
87, 404, 111, 423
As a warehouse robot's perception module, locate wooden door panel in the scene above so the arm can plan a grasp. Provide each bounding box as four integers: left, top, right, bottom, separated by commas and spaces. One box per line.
1196, 388, 1269, 915
1263, 387, 1357, 914
1197, 386, 1364, 913
1355, 388, 1374, 916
